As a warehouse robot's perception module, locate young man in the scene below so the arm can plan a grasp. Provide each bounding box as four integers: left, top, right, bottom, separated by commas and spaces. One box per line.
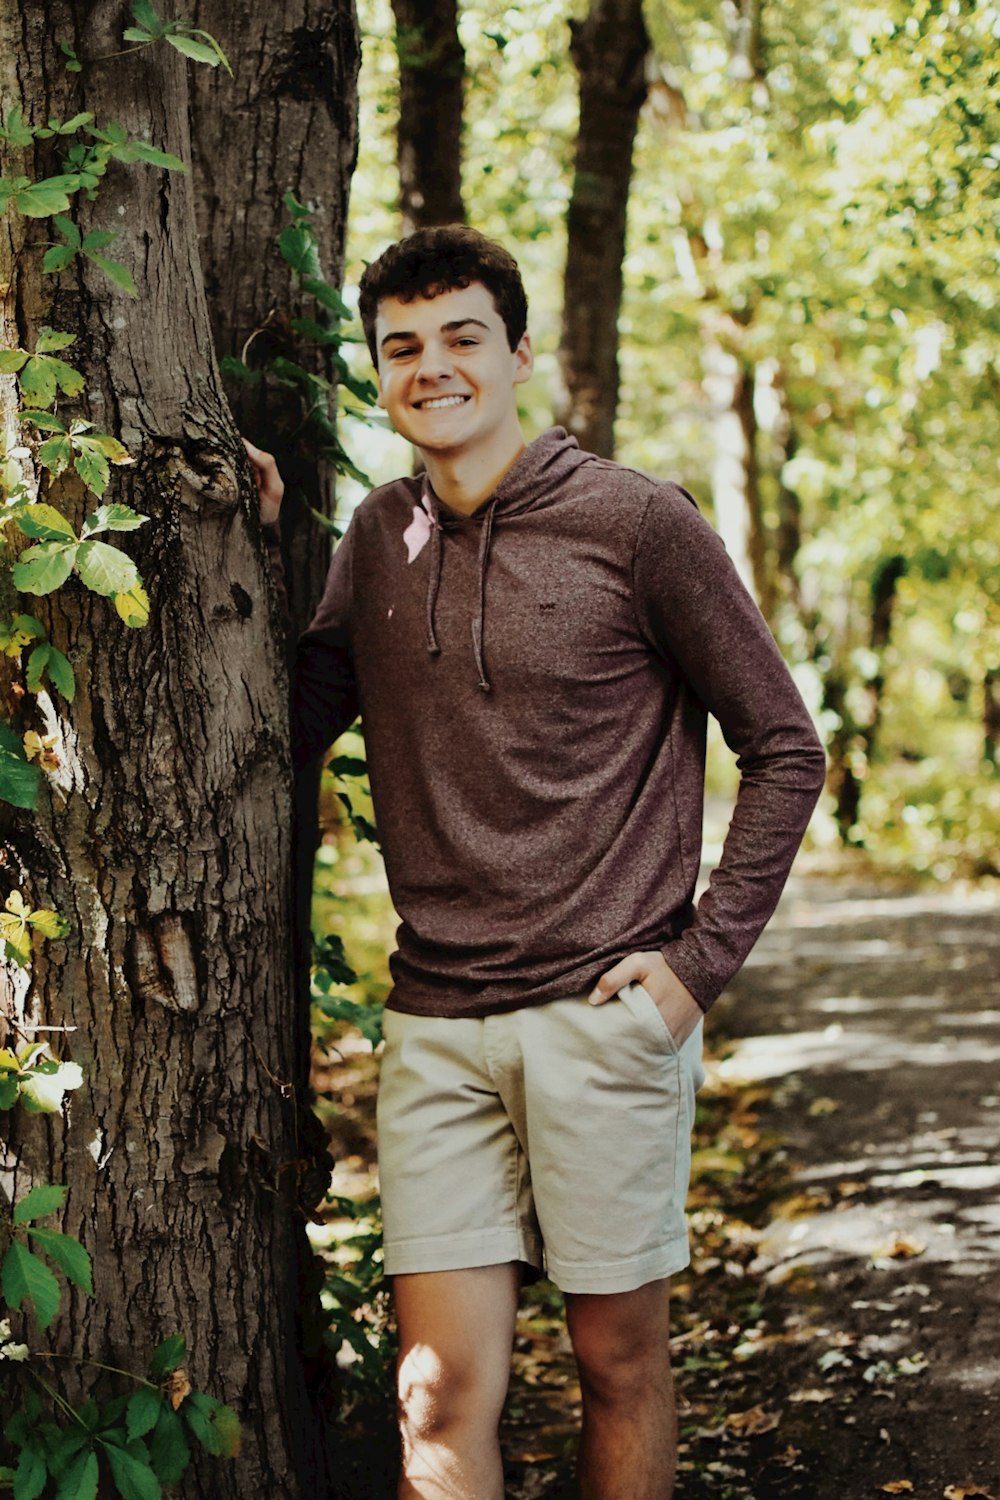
250, 225, 826, 1499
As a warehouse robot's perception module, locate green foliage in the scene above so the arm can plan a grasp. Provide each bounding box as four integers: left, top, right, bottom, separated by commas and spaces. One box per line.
0, 726, 40, 812
123, 2, 232, 75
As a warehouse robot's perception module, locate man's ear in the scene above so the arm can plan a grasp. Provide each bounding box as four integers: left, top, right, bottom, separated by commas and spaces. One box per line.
513, 332, 534, 386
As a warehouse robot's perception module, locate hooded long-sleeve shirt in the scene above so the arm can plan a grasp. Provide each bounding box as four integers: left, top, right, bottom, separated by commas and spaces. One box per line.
283, 427, 826, 1017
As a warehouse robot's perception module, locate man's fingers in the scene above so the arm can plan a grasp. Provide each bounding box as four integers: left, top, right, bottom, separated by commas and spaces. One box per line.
587, 957, 642, 1005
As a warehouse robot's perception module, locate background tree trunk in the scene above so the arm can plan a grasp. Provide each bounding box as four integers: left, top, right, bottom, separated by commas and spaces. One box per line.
555, 0, 649, 458
190, 0, 361, 640
1, 6, 337, 1492
390, 0, 465, 234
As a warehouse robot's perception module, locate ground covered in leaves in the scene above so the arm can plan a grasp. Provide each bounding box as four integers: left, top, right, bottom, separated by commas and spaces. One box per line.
315, 861, 1000, 1500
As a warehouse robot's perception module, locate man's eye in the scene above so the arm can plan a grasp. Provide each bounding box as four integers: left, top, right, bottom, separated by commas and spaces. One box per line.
454, 338, 478, 348
391, 347, 417, 359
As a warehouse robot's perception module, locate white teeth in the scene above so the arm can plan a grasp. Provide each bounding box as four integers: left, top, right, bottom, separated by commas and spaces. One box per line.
418, 396, 467, 410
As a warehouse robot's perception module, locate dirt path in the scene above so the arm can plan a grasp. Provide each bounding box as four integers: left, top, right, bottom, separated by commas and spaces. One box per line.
702, 869, 1000, 1499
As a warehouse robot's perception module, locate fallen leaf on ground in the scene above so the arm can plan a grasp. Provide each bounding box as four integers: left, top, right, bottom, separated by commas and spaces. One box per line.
943, 1487, 997, 1499
881, 1483, 913, 1494
837, 1180, 868, 1197
724, 1405, 781, 1435
788, 1387, 837, 1403
773, 1445, 801, 1466
870, 1233, 927, 1261
808, 1096, 841, 1115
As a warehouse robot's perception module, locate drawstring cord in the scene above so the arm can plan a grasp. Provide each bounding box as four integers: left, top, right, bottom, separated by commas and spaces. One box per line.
472, 499, 497, 693
424, 518, 442, 656
420, 477, 497, 693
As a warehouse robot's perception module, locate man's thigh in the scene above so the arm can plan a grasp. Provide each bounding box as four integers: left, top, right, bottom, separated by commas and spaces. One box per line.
509, 985, 702, 1294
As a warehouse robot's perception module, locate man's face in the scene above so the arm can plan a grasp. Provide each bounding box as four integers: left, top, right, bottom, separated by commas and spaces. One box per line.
374, 282, 533, 460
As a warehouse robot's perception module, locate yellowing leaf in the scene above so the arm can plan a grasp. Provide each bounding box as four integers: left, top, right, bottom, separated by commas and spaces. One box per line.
723, 1404, 781, 1436
870, 1233, 926, 1262
880, 1482, 914, 1493
114, 580, 150, 628
166, 1368, 193, 1411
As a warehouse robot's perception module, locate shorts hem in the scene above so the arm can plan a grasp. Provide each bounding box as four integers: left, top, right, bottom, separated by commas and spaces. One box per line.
384, 1228, 544, 1278
545, 1237, 690, 1294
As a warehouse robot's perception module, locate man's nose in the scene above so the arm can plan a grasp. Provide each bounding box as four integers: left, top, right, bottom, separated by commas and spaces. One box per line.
415, 341, 454, 381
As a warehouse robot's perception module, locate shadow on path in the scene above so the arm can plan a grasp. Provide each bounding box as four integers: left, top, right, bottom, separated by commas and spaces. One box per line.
706, 871, 1000, 1497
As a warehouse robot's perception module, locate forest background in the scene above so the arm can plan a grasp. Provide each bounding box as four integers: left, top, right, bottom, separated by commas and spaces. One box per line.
1, 0, 997, 1497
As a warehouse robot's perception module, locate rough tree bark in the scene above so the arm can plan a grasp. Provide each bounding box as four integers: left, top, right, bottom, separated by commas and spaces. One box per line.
555, 0, 649, 458
390, 0, 465, 234
189, 0, 360, 639
1, 5, 336, 1493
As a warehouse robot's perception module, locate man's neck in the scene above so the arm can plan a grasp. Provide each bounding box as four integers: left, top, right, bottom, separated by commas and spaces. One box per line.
422, 433, 527, 516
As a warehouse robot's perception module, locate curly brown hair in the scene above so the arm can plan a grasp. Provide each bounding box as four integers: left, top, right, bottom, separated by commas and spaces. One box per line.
358, 225, 528, 365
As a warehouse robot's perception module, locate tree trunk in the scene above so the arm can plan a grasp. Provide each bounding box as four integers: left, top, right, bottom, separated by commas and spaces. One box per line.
1, 6, 333, 1493
390, 0, 465, 234
555, 0, 649, 458
190, 0, 361, 641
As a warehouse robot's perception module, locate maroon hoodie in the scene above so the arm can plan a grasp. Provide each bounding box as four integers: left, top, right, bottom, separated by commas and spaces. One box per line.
284, 427, 826, 1016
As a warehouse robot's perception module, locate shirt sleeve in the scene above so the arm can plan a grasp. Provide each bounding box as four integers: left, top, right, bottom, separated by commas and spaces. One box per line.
633, 483, 827, 1010
290, 518, 359, 771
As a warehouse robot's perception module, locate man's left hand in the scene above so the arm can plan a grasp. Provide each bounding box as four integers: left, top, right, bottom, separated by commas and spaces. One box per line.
588, 950, 704, 1048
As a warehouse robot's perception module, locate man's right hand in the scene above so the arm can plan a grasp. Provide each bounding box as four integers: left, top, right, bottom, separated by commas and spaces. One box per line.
242, 438, 284, 527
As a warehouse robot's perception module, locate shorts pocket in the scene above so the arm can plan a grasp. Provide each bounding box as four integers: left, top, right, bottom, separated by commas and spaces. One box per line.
618, 981, 680, 1057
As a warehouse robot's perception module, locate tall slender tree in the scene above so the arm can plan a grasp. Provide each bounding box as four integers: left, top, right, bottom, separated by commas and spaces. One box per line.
0, 3, 357, 1490
555, 0, 650, 458
390, 0, 465, 234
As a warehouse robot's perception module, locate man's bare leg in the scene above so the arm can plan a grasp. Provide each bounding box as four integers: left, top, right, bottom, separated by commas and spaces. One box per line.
394, 1263, 520, 1500
566, 1278, 676, 1500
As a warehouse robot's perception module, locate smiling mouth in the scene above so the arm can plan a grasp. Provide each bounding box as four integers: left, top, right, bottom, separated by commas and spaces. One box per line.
414, 395, 470, 410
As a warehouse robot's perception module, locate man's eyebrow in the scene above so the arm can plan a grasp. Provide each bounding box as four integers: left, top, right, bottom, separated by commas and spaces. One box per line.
379, 317, 490, 349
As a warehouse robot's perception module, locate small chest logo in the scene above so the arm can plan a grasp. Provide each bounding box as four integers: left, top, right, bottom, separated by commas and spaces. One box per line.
539, 601, 557, 613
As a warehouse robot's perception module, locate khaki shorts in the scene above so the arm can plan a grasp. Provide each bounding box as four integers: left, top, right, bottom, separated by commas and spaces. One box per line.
376, 983, 705, 1295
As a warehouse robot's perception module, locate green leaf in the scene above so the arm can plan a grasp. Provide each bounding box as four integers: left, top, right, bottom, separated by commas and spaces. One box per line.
76, 540, 138, 596
13, 1182, 69, 1224
130, 0, 164, 37
84, 253, 137, 298
149, 1335, 186, 1381
0, 723, 39, 810
278, 225, 323, 280
59, 40, 82, 71
19, 411, 66, 433
122, 27, 156, 43
42, 244, 77, 274
19, 354, 85, 404
113, 142, 186, 173
13, 176, 80, 217
43, 646, 76, 701
52, 113, 93, 136
0, 1074, 20, 1107
16, 504, 77, 542
2, 1240, 61, 1329
1, 107, 35, 147
302, 277, 351, 318
83, 504, 144, 535
208, 1404, 240, 1459
52, 215, 81, 248
54, 1449, 98, 1500
13, 542, 77, 595
125, 1390, 163, 1446
35, 330, 76, 354
27, 1227, 93, 1293
180, 1394, 222, 1456
146, 1407, 188, 1487
0, 350, 28, 374
37, 435, 74, 476
100, 1439, 161, 1500
13, 1445, 46, 1500
80, 230, 115, 253
72, 444, 110, 496
165, 32, 221, 67
26, 643, 51, 692
113, 583, 150, 628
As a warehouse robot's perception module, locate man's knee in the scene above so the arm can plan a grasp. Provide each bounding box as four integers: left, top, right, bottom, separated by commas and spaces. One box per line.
397, 1340, 508, 1442
567, 1284, 673, 1406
